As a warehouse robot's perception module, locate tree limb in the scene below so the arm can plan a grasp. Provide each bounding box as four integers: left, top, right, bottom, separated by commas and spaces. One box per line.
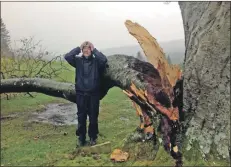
1, 54, 176, 119
0, 77, 76, 103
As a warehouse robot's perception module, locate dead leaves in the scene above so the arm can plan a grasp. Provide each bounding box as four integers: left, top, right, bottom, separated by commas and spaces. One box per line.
110, 149, 129, 162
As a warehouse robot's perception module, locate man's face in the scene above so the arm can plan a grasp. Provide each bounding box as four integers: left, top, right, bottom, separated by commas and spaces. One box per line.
82, 47, 91, 57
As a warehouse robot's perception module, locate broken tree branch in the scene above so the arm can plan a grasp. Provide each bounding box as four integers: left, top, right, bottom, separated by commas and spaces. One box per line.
1, 55, 177, 121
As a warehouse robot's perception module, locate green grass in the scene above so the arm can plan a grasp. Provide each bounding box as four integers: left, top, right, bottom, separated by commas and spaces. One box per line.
1, 93, 67, 115
1, 87, 140, 166
2, 88, 229, 166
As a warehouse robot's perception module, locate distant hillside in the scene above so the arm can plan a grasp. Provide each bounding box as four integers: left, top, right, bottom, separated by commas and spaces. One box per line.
101, 39, 185, 64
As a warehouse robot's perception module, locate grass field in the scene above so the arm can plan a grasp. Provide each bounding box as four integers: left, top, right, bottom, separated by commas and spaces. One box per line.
1, 58, 229, 166
1, 87, 141, 166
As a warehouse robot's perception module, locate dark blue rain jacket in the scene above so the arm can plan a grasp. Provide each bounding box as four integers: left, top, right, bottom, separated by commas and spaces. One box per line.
64, 47, 107, 96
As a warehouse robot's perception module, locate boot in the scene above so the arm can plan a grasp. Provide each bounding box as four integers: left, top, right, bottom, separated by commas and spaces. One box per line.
76, 139, 86, 148
76, 136, 86, 148
90, 138, 97, 146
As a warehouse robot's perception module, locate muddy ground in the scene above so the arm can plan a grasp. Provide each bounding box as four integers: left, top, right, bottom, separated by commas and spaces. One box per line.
28, 103, 129, 126
29, 103, 78, 125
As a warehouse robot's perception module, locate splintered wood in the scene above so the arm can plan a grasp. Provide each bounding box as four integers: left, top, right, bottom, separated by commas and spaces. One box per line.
123, 83, 179, 121
132, 101, 153, 131
124, 20, 181, 121
125, 20, 182, 88
130, 82, 147, 101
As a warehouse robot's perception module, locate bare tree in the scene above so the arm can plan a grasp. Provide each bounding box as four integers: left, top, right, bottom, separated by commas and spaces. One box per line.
1, 37, 70, 99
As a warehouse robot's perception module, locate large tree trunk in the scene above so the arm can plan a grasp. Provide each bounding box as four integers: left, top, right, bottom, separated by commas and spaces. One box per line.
179, 1, 230, 160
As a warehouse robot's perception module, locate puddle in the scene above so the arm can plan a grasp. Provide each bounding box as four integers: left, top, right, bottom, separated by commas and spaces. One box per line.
29, 103, 77, 126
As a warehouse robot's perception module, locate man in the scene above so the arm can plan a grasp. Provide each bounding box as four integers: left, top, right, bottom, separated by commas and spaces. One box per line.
64, 41, 107, 147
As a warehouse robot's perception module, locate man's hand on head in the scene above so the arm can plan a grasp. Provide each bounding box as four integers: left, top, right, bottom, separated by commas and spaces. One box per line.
77, 46, 81, 53
80, 42, 85, 51
89, 42, 94, 52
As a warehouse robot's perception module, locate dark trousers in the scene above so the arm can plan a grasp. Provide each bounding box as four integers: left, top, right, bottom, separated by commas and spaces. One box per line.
75, 93, 100, 141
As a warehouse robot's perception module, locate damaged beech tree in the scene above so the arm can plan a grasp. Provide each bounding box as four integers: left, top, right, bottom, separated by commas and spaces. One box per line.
0, 1, 230, 167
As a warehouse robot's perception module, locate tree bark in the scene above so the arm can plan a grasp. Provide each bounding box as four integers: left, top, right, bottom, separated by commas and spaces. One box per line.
0, 77, 76, 102
179, 1, 230, 160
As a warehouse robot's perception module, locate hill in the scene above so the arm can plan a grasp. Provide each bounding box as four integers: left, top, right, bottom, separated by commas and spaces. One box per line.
101, 39, 185, 64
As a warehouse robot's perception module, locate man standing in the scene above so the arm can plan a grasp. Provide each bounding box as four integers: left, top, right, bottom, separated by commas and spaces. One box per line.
64, 41, 107, 147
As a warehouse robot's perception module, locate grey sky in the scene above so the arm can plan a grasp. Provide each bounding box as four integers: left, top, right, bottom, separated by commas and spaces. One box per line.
1, 2, 184, 54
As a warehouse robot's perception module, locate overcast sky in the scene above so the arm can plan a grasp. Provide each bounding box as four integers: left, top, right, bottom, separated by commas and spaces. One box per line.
1, 2, 184, 54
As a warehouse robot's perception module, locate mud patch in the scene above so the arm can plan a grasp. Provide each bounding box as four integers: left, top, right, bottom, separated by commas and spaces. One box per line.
29, 103, 77, 126
1, 114, 18, 121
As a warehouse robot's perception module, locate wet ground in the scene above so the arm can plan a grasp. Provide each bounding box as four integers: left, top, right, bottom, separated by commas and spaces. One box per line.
25, 103, 129, 126
29, 103, 78, 126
